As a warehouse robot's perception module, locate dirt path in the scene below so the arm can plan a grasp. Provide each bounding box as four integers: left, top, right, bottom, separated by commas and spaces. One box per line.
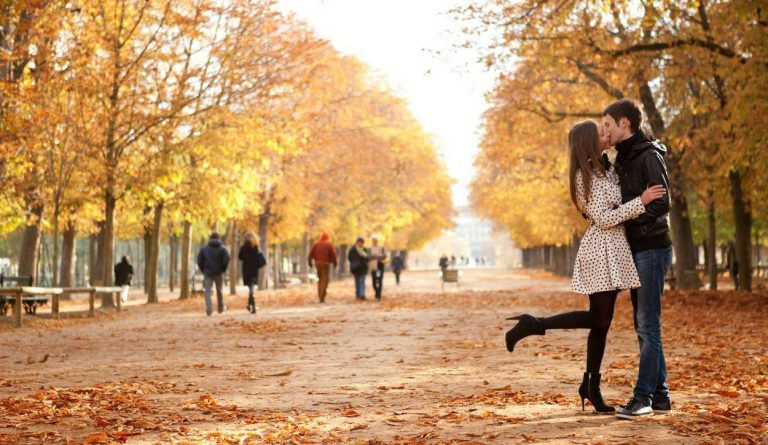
1, 269, 765, 444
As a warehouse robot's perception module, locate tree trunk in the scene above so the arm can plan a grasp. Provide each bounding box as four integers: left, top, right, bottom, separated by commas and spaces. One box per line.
179, 220, 192, 299
36, 234, 44, 285
730, 170, 752, 291
18, 204, 44, 284
95, 222, 106, 284
60, 224, 76, 289
755, 230, 761, 278
273, 243, 281, 288
229, 221, 238, 295
52, 202, 60, 286
258, 212, 270, 290
638, 79, 698, 289
89, 231, 99, 286
668, 185, 699, 289
707, 199, 717, 290
147, 202, 164, 304
720, 244, 727, 270
143, 227, 152, 294
99, 193, 116, 308
337, 244, 348, 279
169, 233, 178, 292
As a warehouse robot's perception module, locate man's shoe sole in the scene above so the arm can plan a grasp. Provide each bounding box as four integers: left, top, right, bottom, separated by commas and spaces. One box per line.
616, 411, 653, 420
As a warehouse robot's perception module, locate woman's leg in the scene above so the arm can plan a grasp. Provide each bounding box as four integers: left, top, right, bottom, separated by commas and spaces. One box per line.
247, 283, 255, 312
508, 290, 618, 352
540, 290, 617, 331
541, 305, 593, 330
585, 291, 618, 372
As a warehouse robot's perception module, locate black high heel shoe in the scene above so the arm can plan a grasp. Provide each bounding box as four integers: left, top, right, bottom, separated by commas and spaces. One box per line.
578, 372, 614, 414
504, 314, 545, 352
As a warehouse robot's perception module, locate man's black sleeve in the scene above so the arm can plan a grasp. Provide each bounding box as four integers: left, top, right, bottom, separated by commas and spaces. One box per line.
625, 151, 671, 226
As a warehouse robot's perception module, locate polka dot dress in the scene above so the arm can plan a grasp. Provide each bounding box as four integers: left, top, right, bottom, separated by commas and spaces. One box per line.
571, 168, 644, 295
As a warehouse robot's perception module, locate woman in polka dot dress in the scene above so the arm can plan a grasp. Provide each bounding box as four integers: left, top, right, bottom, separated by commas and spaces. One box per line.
504, 120, 666, 414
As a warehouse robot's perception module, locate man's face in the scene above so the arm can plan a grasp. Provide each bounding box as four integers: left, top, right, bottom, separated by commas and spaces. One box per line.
603, 114, 628, 145
598, 127, 610, 151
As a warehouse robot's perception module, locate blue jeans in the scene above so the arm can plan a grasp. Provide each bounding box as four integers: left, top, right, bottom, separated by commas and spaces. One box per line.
631, 247, 672, 404
354, 273, 366, 299
203, 274, 224, 315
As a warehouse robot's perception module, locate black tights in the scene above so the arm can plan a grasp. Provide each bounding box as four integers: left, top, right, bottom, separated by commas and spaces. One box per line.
541, 290, 619, 373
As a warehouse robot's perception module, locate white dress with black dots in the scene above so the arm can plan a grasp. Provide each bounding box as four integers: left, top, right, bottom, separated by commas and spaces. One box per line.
571, 168, 644, 295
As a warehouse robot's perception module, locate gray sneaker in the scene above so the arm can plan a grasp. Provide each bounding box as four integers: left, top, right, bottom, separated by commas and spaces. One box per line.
616, 398, 653, 419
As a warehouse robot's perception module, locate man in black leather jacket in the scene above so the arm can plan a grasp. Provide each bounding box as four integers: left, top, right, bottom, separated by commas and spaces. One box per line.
603, 99, 674, 419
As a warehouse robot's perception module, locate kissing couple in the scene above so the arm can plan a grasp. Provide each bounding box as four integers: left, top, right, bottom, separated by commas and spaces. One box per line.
506, 98, 673, 420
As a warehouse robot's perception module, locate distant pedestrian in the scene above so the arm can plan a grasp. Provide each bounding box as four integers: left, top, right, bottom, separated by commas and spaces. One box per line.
348, 237, 369, 300
309, 232, 338, 303
197, 231, 230, 316
114, 256, 134, 303
439, 254, 449, 276
450, 255, 456, 267
239, 232, 266, 314
368, 235, 387, 300
391, 251, 404, 285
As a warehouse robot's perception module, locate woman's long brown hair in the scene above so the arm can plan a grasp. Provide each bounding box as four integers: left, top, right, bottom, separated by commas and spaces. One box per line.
243, 231, 258, 248
568, 120, 606, 212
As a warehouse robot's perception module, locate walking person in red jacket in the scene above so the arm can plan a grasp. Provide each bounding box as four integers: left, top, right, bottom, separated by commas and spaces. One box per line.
308, 232, 337, 303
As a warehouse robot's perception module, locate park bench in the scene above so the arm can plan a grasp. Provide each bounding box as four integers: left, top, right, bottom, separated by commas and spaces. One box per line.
0, 276, 45, 315
190, 272, 204, 297
665, 268, 703, 290
60, 287, 124, 318
0, 287, 63, 328
0, 286, 123, 328
0, 275, 33, 287
441, 269, 460, 290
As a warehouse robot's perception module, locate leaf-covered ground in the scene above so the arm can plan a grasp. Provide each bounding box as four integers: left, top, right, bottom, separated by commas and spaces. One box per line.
0, 269, 765, 444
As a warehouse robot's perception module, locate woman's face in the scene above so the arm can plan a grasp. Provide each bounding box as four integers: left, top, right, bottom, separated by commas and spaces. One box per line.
598, 126, 610, 151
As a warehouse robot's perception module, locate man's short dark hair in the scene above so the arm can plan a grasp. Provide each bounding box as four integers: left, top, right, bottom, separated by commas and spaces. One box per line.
210, 231, 220, 240
603, 98, 642, 132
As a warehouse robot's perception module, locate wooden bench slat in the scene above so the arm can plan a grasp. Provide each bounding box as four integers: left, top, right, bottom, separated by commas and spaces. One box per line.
94, 287, 123, 293
2, 286, 123, 326
20, 287, 63, 295
60, 287, 96, 294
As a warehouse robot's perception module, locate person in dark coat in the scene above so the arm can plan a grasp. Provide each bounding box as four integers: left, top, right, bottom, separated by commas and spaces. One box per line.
603, 98, 673, 419
114, 256, 134, 303
347, 237, 368, 300
391, 251, 404, 285
439, 254, 449, 276
239, 232, 266, 314
197, 231, 230, 316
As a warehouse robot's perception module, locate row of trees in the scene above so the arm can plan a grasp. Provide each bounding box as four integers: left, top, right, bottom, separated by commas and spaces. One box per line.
461, 0, 767, 290
0, 0, 453, 303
